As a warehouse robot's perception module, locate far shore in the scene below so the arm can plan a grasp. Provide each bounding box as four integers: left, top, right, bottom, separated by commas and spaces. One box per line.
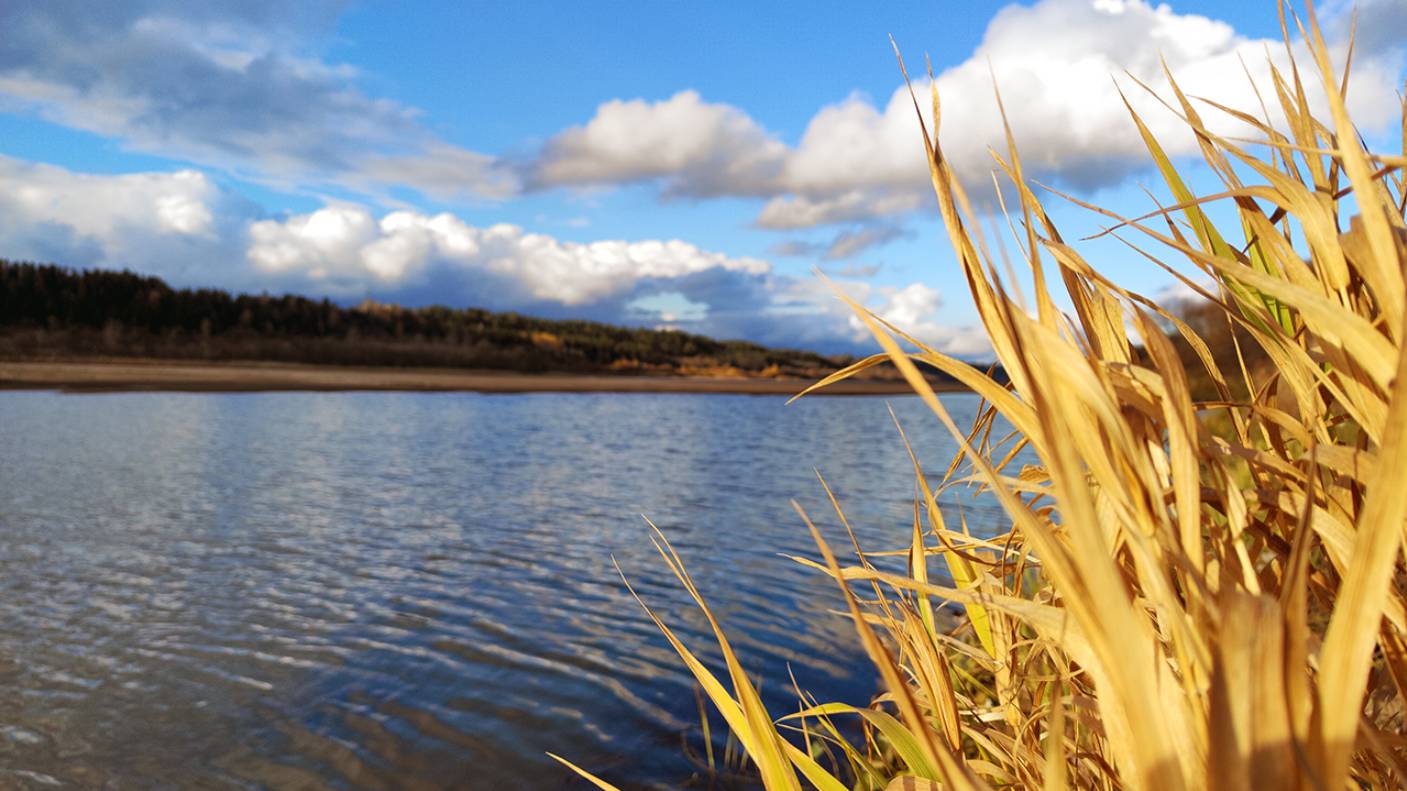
0, 359, 955, 396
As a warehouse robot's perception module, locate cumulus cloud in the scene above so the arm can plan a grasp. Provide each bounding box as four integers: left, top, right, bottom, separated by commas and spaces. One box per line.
845, 282, 992, 357
0, 155, 255, 282
530, 0, 1404, 227
1, 160, 215, 239
243, 206, 989, 354
0, 1, 517, 200
7, 0, 1396, 231
0, 152, 992, 357
532, 90, 787, 198
247, 205, 771, 307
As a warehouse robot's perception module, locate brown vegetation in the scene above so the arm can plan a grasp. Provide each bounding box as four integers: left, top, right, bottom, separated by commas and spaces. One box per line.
0, 259, 936, 383
562, 6, 1407, 789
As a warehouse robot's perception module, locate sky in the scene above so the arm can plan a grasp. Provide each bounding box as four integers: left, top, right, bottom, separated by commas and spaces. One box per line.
0, 0, 1402, 357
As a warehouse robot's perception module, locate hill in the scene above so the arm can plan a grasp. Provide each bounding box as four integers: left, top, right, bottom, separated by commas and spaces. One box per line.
0, 260, 911, 382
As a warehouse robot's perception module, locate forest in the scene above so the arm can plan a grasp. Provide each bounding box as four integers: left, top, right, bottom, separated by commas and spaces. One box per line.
0, 259, 887, 379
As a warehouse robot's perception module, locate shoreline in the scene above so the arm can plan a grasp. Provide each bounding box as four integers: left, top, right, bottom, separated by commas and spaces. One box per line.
0, 359, 949, 396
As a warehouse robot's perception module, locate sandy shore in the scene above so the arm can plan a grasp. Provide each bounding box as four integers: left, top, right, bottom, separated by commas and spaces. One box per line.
0, 359, 943, 396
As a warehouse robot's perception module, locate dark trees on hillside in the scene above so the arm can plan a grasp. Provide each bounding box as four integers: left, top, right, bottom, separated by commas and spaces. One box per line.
0, 260, 877, 378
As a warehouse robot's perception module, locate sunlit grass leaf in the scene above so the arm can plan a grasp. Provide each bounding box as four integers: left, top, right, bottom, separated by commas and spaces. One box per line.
561, 4, 1407, 789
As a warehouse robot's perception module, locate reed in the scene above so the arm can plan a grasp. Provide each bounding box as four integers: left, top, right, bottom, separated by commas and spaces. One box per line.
559, 3, 1407, 787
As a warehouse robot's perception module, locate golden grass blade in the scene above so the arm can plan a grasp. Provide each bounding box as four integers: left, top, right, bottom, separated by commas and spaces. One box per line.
1206, 593, 1299, 791
788, 353, 893, 403
610, 7, 1407, 790
547, 753, 624, 791
640, 525, 803, 790
1301, 6, 1405, 339
788, 703, 940, 779
779, 741, 851, 791
845, 285, 1195, 788
888, 404, 997, 657
886, 777, 944, 791
1041, 679, 1069, 791
1135, 310, 1205, 583
794, 500, 985, 790
1313, 327, 1407, 787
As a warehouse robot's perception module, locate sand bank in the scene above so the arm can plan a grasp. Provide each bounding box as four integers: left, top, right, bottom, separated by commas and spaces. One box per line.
0, 359, 947, 396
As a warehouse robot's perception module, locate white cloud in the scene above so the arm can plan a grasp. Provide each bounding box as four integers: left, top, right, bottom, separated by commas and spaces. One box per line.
755, 190, 929, 230
0, 152, 996, 356
0, 2, 517, 201
0, 157, 219, 240
0, 154, 783, 318
533, 90, 788, 198
248, 206, 771, 305
844, 282, 992, 357
530, 0, 1404, 227
357, 144, 522, 202
3, 1, 1396, 362
247, 205, 380, 281
154, 192, 216, 236
243, 202, 1002, 354
6, 0, 1396, 232
0, 155, 265, 289
0, 151, 1001, 360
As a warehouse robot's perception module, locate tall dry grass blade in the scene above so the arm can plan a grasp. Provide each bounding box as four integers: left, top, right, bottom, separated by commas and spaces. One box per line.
794, 500, 984, 790
1312, 323, 1407, 787
581, 5, 1407, 789
548, 753, 623, 791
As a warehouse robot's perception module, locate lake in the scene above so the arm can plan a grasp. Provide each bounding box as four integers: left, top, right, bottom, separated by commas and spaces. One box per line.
0, 390, 1008, 789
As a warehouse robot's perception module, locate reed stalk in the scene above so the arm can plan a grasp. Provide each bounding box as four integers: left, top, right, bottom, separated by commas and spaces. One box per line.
560, 4, 1407, 787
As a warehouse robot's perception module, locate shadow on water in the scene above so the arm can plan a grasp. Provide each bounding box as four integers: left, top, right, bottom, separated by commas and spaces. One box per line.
0, 390, 1022, 789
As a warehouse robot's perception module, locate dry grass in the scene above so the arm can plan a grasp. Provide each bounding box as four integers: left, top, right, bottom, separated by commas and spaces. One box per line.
559, 3, 1407, 788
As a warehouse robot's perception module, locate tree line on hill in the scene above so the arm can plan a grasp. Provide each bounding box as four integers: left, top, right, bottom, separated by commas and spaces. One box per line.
3, 259, 1257, 395
0, 260, 924, 381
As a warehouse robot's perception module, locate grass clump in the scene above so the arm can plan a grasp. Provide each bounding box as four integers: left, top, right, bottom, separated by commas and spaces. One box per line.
561, 4, 1407, 788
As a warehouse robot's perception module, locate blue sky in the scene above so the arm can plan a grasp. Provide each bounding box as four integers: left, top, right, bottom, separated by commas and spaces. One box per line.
0, 0, 1401, 356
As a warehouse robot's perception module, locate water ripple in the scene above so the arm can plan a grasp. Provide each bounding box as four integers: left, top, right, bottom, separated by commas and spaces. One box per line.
0, 391, 1023, 788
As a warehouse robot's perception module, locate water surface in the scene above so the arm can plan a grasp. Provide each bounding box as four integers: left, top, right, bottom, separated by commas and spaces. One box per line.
0, 391, 1008, 789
